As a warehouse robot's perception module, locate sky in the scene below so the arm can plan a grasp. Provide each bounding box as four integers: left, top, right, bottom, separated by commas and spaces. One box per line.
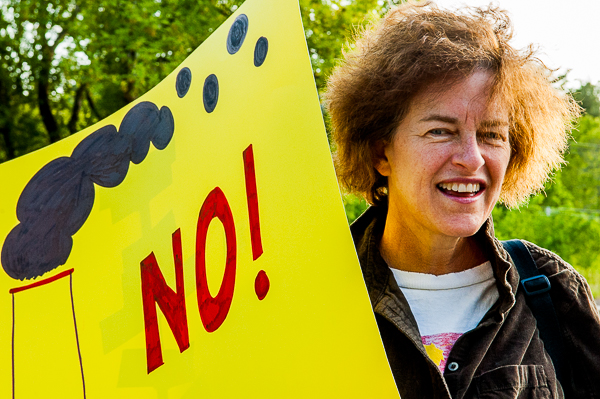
433, 0, 600, 88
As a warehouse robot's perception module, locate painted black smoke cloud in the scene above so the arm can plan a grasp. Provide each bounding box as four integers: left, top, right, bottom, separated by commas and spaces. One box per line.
1, 101, 174, 280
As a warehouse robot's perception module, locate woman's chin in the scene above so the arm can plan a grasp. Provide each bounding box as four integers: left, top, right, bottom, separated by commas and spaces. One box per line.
433, 217, 487, 239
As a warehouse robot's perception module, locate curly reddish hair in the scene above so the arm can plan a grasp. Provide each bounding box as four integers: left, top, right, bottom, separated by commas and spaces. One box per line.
324, 1, 580, 208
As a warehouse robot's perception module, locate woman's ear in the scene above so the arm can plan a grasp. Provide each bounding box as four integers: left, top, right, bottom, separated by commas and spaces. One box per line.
373, 141, 391, 177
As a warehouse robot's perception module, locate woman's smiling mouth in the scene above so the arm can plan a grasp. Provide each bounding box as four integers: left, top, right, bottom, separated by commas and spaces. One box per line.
437, 182, 484, 197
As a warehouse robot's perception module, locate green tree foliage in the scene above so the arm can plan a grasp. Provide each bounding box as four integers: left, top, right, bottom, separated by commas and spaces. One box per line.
571, 81, 600, 117
342, 192, 368, 223
493, 114, 600, 295
300, 0, 390, 93
0, 0, 398, 163
0, 0, 83, 159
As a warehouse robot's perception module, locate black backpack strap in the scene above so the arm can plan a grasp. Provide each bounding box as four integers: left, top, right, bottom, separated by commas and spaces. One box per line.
502, 239, 567, 388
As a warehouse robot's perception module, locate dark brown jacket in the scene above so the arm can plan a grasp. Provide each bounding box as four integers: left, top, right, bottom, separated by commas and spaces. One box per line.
352, 205, 600, 399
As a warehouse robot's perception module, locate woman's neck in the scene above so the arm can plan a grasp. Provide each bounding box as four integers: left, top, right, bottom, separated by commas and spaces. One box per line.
379, 212, 487, 276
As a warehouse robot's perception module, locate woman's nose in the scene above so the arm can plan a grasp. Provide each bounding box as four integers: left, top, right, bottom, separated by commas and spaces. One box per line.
452, 135, 485, 171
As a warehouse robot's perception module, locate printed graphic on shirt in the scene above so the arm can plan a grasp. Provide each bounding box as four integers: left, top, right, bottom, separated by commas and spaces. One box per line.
424, 343, 444, 367
422, 332, 462, 372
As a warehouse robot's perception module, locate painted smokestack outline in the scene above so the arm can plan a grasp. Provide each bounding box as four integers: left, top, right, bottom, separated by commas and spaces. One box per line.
1, 101, 175, 280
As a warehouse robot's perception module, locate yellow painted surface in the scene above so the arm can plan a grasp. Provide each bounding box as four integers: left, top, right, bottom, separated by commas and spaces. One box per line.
0, 0, 399, 397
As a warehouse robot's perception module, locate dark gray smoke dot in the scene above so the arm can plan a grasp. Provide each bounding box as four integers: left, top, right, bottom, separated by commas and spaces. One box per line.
3, 156, 96, 280
227, 14, 248, 55
119, 102, 174, 164
176, 67, 192, 98
151, 107, 175, 150
203, 74, 219, 113
72, 125, 131, 188
254, 37, 268, 67
16, 157, 95, 234
2, 223, 74, 280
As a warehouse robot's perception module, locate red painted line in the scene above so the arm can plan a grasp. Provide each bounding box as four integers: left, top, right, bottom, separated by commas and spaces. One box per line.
9, 268, 74, 294
243, 144, 263, 261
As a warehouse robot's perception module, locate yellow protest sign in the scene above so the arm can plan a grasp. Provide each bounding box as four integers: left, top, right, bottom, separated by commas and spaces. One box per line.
0, 0, 399, 397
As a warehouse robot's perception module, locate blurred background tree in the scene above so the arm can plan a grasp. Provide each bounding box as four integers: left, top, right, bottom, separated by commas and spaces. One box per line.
2, 0, 600, 294
572, 82, 600, 118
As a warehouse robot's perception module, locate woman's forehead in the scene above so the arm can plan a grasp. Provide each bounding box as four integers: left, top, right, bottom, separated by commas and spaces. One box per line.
406, 71, 509, 124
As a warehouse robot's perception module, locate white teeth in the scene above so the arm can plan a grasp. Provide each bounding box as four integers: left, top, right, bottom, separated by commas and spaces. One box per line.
438, 182, 481, 193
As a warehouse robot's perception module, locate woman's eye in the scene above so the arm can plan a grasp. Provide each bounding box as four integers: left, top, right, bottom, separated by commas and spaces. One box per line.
481, 131, 506, 142
428, 129, 447, 136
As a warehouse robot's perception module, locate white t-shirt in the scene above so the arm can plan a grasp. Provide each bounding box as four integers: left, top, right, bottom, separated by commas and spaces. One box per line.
389, 262, 499, 373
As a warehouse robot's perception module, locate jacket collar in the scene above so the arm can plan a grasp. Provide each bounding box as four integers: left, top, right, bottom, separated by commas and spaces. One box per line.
351, 205, 520, 323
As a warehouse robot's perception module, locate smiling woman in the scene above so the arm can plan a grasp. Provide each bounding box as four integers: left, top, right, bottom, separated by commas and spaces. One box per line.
375, 71, 511, 274
324, 1, 600, 398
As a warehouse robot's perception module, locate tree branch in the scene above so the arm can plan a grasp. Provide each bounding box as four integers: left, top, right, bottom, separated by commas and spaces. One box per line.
49, 4, 81, 53
37, 76, 60, 143
85, 88, 101, 120
213, 4, 231, 18
68, 83, 87, 134
0, 124, 15, 161
36, 15, 60, 143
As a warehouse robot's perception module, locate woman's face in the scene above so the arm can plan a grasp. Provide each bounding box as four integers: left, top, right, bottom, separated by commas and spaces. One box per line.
375, 70, 511, 239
